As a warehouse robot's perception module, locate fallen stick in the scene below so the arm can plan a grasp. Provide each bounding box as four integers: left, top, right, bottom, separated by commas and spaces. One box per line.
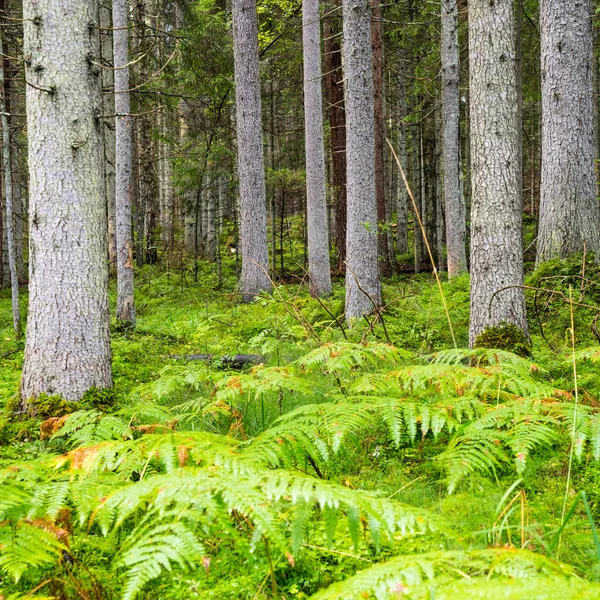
168, 354, 264, 369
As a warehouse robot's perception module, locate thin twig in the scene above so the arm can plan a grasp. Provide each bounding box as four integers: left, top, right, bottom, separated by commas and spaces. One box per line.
387, 137, 457, 349
558, 286, 580, 559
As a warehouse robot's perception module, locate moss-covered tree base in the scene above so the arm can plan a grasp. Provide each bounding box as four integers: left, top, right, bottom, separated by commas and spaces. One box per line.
474, 322, 532, 357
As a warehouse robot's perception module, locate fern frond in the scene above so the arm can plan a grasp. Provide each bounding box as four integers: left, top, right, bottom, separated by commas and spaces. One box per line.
309, 548, 574, 600
436, 577, 600, 600
295, 342, 408, 374
115, 514, 206, 600
52, 410, 133, 445
0, 522, 67, 582
55, 431, 241, 477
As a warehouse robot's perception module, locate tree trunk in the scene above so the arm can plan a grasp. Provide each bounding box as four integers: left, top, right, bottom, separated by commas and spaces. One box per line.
371, 0, 390, 276
434, 102, 444, 269
536, 0, 600, 263
100, 0, 117, 273
423, 108, 438, 267
468, 0, 528, 345
395, 45, 409, 256
0, 22, 20, 337
342, 0, 381, 320
21, 0, 112, 402
323, 15, 347, 273
158, 109, 175, 255
302, 0, 332, 297
413, 120, 424, 273
114, 0, 136, 324
232, 0, 271, 301
441, 0, 467, 277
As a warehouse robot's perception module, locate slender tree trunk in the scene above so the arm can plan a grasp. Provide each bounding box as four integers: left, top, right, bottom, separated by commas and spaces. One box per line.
0, 24, 20, 337
371, 0, 390, 276
21, 0, 112, 402
342, 0, 381, 320
441, 0, 467, 277
232, 0, 271, 300
413, 120, 424, 273
132, 122, 145, 267
206, 175, 217, 261
537, 0, 600, 263
302, 0, 332, 296
100, 0, 117, 273
158, 109, 175, 254
435, 102, 444, 269
323, 15, 347, 273
114, 0, 136, 324
468, 0, 528, 345
396, 45, 409, 256
13, 150, 24, 283
268, 71, 278, 278
423, 109, 438, 267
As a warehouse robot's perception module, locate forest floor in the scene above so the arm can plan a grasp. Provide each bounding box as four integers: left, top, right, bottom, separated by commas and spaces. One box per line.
2, 257, 600, 599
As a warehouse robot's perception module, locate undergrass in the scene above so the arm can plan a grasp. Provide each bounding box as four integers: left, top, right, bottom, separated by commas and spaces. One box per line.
2, 257, 600, 597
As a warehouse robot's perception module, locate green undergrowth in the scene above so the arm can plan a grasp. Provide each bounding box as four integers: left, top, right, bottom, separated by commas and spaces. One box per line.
2, 260, 600, 598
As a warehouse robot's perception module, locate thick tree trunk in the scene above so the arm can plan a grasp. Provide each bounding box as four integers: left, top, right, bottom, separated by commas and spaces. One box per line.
441, 0, 467, 277
114, 0, 136, 324
21, 0, 112, 402
0, 25, 20, 337
232, 0, 271, 301
342, 0, 381, 321
536, 0, 600, 263
468, 0, 528, 345
323, 16, 347, 273
302, 0, 332, 297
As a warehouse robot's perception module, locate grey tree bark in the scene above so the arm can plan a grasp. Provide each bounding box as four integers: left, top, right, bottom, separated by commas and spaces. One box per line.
468, 0, 528, 345
413, 120, 424, 273
536, 0, 600, 263
114, 0, 136, 324
100, 0, 117, 273
441, 0, 467, 277
302, 0, 332, 297
21, 0, 112, 402
395, 45, 409, 256
323, 16, 347, 273
0, 26, 20, 337
158, 110, 175, 254
232, 0, 271, 301
371, 0, 391, 276
342, 0, 381, 321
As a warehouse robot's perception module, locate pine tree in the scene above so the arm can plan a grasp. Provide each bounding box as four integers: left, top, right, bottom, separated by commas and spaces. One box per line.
468, 0, 528, 345
114, 0, 136, 324
232, 0, 272, 301
536, 0, 600, 263
0, 9, 20, 337
342, 0, 381, 321
20, 0, 112, 402
302, 0, 332, 297
441, 0, 467, 277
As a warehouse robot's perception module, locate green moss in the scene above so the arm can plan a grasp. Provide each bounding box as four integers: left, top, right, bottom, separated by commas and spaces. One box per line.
474, 322, 532, 358
79, 386, 118, 412
27, 393, 76, 419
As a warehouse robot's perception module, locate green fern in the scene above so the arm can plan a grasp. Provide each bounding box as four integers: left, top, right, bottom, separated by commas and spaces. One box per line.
0, 521, 67, 582
309, 548, 577, 599
115, 515, 206, 600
